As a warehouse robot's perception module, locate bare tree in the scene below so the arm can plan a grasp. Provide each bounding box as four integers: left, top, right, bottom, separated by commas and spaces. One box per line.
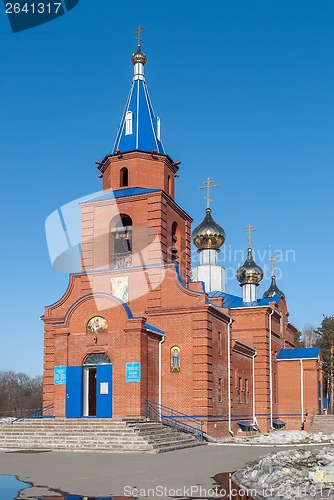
303, 324, 320, 348
0, 371, 43, 417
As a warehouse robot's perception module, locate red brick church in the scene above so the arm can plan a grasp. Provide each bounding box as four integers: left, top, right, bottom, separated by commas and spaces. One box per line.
42, 33, 323, 436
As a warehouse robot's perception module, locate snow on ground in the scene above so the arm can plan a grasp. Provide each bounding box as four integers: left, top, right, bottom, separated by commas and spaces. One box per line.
233, 448, 334, 499
231, 429, 334, 445
0, 417, 15, 426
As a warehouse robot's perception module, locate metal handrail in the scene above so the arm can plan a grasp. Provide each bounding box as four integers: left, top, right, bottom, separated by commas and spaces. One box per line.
11, 404, 54, 424
144, 398, 204, 441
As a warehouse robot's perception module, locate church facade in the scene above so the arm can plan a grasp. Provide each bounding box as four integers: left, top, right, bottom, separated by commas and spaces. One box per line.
42, 35, 323, 436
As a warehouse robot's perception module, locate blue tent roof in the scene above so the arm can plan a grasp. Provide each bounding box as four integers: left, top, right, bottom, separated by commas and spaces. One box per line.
208, 291, 281, 309
112, 61, 165, 155
277, 347, 320, 360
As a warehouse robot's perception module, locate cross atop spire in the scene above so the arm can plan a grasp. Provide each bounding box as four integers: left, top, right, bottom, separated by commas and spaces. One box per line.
112, 30, 165, 156
199, 177, 218, 209
243, 223, 257, 248
134, 26, 144, 49
268, 255, 280, 277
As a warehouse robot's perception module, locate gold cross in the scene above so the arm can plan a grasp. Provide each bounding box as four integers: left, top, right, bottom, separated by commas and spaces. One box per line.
243, 223, 256, 247
134, 26, 145, 48
199, 177, 218, 209
268, 255, 280, 276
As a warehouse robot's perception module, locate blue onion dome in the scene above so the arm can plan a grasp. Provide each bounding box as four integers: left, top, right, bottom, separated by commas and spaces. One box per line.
263, 275, 285, 298
237, 247, 264, 286
132, 48, 147, 65
192, 208, 226, 250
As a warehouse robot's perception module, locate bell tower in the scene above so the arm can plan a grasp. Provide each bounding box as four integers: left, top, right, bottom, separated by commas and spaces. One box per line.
82, 29, 192, 284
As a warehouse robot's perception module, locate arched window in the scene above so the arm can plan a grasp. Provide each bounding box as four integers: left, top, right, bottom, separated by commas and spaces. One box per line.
125, 111, 133, 135
83, 353, 111, 365
167, 175, 171, 195
110, 214, 133, 269
120, 167, 129, 187
171, 221, 179, 262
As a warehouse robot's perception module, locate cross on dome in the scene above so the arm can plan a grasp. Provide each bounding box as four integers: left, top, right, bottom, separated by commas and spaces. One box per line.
243, 223, 256, 248
134, 26, 144, 49
199, 177, 218, 209
268, 255, 280, 277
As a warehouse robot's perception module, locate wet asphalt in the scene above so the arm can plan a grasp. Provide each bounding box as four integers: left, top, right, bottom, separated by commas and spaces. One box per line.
0, 443, 298, 498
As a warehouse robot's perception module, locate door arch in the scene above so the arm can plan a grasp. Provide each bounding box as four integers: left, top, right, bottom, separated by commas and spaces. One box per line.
83, 353, 112, 417
65, 353, 113, 418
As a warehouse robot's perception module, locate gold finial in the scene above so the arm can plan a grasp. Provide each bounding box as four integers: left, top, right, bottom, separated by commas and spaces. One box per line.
268, 255, 280, 277
199, 177, 218, 209
134, 26, 145, 49
243, 223, 257, 248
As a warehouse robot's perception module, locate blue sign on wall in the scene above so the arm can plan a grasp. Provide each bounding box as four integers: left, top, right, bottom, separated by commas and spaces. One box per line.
126, 362, 141, 382
54, 366, 67, 385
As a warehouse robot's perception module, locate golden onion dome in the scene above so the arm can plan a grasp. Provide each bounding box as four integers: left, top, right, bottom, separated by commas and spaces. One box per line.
192, 208, 226, 250
132, 49, 147, 65
263, 275, 285, 298
237, 247, 264, 286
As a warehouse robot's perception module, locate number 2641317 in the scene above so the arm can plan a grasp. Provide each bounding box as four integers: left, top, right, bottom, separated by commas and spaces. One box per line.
5, 3, 62, 14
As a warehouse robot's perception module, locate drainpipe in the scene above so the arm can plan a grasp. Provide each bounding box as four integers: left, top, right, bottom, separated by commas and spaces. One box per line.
227, 317, 234, 436
252, 349, 258, 425
159, 335, 165, 421
300, 359, 304, 428
269, 309, 274, 430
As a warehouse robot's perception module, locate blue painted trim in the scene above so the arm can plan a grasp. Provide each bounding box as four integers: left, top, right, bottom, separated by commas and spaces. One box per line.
144, 322, 165, 335
170, 261, 207, 296
51, 293, 164, 336
52, 292, 134, 325
80, 187, 161, 204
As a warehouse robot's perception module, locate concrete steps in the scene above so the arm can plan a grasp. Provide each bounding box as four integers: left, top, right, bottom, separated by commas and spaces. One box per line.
311, 415, 334, 434
0, 418, 203, 453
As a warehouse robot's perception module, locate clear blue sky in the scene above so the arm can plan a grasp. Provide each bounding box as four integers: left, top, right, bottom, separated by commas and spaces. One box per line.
1, 0, 334, 376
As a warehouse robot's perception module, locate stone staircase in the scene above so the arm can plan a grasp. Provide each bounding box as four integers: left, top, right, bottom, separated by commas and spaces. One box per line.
0, 418, 204, 453
311, 415, 334, 434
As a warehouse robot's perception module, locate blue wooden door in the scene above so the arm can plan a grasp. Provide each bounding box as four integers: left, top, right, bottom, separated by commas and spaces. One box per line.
96, 364, 112, 417
66, 366, 83, 417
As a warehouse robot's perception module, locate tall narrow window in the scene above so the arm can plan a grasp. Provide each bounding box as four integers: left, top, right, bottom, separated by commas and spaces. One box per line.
167, 175, 171, 195
120, 167, 129, 187
125, 111, 133, 135
244, 379, 248, 404
274, 373, 277, 404
218, 378, 223, 403
171, 222, 179, 262
218, 332, 222, 355
110, 214, 132, 269
157, 117, 161, 141
238, 377, 242, 403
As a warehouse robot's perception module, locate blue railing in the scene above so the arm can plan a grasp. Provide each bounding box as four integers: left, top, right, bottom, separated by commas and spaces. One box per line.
11, 404, 54, 423
145, 399, 204, 441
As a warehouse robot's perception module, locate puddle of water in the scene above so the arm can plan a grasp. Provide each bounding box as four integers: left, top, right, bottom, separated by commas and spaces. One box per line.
0, 477, 133, 500
212, 472, 255, 499
0, 475, 30, 500
1, 473, 256, 500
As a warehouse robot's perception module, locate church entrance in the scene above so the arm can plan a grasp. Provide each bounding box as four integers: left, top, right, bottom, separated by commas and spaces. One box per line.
66, 353, 112, 418
83, 366, 97, 416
